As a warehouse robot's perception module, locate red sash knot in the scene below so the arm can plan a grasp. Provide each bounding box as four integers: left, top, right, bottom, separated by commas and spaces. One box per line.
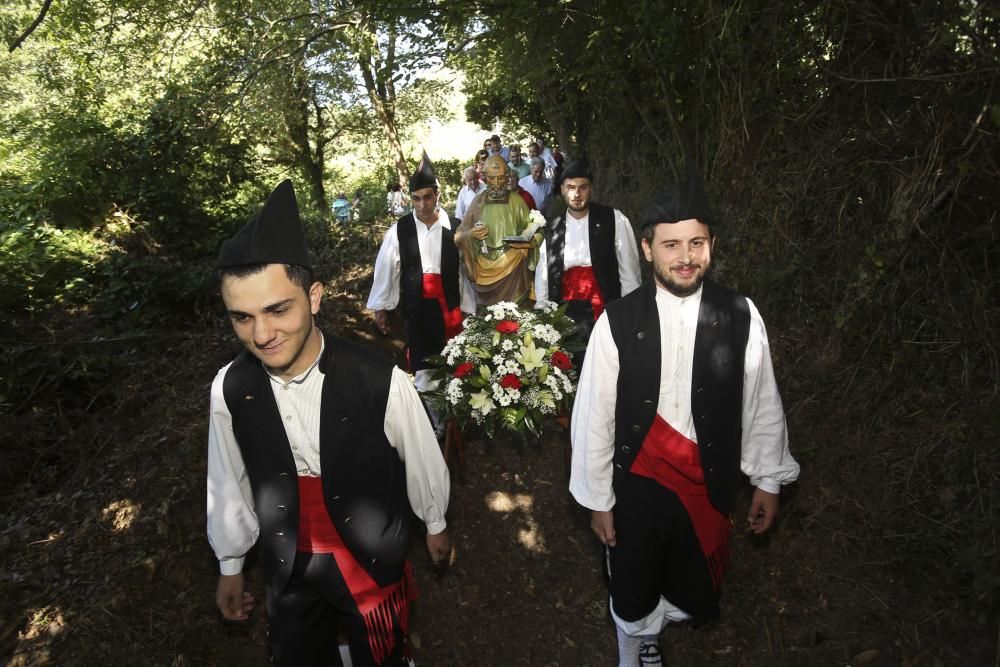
561, 266, 605, 320
422, 273, 463, 339
629, 416, 732, 591
297, 476, 416, 664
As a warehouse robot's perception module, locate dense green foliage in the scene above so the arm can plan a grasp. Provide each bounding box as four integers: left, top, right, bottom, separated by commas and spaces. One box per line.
454, 0, 1000, 656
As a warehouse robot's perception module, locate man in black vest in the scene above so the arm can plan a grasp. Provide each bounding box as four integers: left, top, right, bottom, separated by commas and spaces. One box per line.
208, 180, 451, 666
367, 151, 473, 425
569, 172, 800, 666
536, 160, 641, 352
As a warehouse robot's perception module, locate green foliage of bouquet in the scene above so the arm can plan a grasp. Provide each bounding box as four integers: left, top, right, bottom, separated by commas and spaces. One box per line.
423, 301, 582, 439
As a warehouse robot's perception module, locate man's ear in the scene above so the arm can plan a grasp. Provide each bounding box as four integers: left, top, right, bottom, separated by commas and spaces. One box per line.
308, 281, 323, 315
641, 237, 653, 262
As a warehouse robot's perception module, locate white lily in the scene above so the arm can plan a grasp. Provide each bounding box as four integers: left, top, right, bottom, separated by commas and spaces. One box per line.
469, 390, 495, 414
516, 338, 547, 372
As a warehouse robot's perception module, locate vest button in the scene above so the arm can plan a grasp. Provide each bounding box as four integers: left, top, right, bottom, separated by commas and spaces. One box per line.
636, 331, 645, 340
276, 531, 284, 536
275, 505, 287, 511
705, 442, 713, 448
632, 424, 640, 432
279, 558, 286, 565
696, 387, 704, 394
621, 445, 630, 453
614, 463, 623, 470
278, 472, 289, 478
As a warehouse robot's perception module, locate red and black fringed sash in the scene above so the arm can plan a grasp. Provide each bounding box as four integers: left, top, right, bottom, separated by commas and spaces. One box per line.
630, 416, 732, 591
561, 266, 605, 320
297, 476, 416, 664
422, 273, 463, 339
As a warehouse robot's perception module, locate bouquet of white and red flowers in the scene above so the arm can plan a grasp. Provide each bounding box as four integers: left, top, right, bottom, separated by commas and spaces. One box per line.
423, 301, 581, 438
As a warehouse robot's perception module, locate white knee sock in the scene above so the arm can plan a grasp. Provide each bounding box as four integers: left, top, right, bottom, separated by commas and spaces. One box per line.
616, 625, 659, 667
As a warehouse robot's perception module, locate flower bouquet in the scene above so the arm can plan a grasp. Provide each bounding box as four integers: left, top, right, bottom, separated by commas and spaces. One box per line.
422, 300, 581, 439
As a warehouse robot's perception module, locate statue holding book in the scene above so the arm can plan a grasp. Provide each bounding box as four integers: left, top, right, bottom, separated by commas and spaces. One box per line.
455, 155, 545, 307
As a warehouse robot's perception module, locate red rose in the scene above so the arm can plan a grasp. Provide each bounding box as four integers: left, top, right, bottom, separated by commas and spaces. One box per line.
454, 362, 475, 378
495, 319, 520, 334
551, 350, 572, 370
500, 374, 522, 390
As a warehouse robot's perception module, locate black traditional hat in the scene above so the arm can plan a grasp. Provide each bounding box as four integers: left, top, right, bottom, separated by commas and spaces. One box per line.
561, 159, 592, 182
408, 150, 437, 192
639, 170, 714, 228
215, 180, 311, 269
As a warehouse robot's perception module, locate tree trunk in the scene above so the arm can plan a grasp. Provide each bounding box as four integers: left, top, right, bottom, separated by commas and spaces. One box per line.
283, 63, 328, 212
355, 19, 409, 188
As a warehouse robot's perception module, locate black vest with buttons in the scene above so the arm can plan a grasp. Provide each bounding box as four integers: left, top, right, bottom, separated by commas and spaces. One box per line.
397, 213, 461, 319
222, 334, 411, 595
606, 279, 751, 514
543, 203, 621, 304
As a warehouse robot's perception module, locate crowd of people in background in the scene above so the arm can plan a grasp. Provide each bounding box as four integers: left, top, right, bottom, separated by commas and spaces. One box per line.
330, 134, 568, 224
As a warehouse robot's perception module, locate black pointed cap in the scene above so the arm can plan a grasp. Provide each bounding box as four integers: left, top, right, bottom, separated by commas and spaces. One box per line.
561, 159, 592, 182
409, 150, 437, 192
639, 170, 714, 228
215, 180, 311, 269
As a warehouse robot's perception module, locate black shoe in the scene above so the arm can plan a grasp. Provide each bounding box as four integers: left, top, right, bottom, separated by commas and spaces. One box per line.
639, 642, 663, 665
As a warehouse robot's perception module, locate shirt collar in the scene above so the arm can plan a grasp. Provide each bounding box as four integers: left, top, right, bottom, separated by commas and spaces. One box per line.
265, 331, 325, 386
415, 208, 448, 231
655, 283, 703, 307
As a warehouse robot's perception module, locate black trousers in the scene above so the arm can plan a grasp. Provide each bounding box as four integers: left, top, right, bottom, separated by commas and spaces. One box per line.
267, 551, 406, 667
564, 299, 598, 370
405, 299, 446, 373
608, 474, 720, 624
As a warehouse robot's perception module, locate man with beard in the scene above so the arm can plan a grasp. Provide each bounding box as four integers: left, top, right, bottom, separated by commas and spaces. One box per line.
535, 160, 641, 357
455, 155, 541, 306
368, 152, 475, 432
569, 172, 799, 666
208, 180, 451, 666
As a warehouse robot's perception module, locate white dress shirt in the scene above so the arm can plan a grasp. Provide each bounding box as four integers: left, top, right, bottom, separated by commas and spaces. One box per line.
207, 334, 451, 575
366, 209, 475, 314
534, 208, 642, 307
454, 182, 486, 220
569, 284, 800, 512
518, 175, 553, 212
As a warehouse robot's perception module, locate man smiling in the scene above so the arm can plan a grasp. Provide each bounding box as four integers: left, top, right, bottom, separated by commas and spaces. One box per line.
207, 180, 450, 666
570, 171, 799, 665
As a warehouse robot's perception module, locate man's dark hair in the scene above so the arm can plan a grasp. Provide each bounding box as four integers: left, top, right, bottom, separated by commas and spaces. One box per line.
218, 263, 314, 294
641, 221, 715, 244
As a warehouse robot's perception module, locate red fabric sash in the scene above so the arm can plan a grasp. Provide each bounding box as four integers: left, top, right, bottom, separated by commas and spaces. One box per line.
561, 266, 605, 320
296, 476, 415, 664
422, 273, 463, 339
629, 416, 732, 591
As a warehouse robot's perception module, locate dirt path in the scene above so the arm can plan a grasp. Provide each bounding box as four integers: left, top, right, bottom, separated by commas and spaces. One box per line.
0, 272, 973, 666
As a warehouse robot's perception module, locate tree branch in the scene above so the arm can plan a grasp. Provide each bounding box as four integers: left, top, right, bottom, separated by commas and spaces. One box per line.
8, 0, 54, 52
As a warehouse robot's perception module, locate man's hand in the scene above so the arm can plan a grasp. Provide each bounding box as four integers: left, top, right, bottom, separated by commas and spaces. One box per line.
505, 241, 533, 250
426, 529, 451, 564
591, 510, 616, 546
216, 573, 255, 621
374, 310, 390, 335
747, 487, 779, 534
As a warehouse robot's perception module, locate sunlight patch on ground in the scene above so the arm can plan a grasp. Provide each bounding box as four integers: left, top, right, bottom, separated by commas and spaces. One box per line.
484, 491, 547, 553
100, 498, 140, 532
7, 605, 65, 665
